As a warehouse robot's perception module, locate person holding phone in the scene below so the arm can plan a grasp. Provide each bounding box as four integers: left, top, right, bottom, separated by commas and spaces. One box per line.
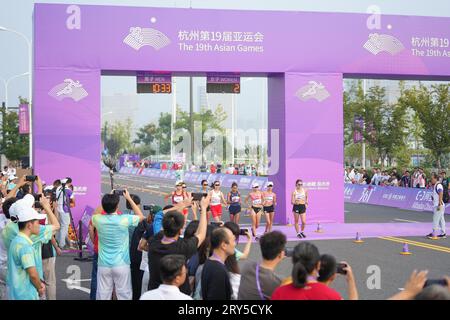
208, 181, 227, 222
227, 182, 242, 224
317, 254, 358, 300
245, 183, 264, 240
291, 179, 308, 239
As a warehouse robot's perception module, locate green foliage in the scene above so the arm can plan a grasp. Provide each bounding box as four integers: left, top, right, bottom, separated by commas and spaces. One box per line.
398, 84, 450, 168
101, 118, 132, 157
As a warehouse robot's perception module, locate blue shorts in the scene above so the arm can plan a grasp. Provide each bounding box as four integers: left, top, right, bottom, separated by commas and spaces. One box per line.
229, 205, 241, 215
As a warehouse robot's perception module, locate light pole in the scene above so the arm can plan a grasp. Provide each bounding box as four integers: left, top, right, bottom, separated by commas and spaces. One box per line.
0, 26, 33, 167
0, 72, 30, 109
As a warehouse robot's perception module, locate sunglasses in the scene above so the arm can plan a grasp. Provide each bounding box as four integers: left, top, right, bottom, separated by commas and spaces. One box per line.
182, 186, 187, 188
214, 184, 220, 187
202, 184, 208, 186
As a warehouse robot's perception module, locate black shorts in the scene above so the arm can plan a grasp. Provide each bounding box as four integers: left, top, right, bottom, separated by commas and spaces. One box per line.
263, 205, 274, 213
251, 206, 263, 214
229, 205, 241, 215
293, 204, 306, 214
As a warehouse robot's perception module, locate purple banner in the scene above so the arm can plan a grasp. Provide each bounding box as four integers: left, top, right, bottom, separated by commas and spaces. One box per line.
18, 103, 30, 134
353, 116, 364, 143
344, 184, 450, 214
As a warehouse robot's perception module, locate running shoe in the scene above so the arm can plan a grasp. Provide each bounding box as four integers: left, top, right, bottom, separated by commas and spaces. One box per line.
254, 236, 259, 241
438, 234, 447, 239
297, 233, 303, 239
300, 232, 306, 238
426, 233, 435, 239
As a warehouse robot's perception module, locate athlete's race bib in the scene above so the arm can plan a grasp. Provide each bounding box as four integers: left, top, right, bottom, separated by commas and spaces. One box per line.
252, 198, 262, 205
173, 196, 184, 203
232, 196, 240, 203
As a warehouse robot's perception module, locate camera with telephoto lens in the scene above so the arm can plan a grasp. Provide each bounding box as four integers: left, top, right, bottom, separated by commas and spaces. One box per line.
26, 175, 37, 182
143, 205, 157, 215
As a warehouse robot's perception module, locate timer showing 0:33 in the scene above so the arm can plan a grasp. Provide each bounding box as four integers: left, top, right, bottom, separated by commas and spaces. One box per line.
151, 83, 172, 93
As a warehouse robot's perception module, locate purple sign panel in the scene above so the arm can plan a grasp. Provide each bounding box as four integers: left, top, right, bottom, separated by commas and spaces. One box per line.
34, 4, 450, 224
18, 104, 30, 134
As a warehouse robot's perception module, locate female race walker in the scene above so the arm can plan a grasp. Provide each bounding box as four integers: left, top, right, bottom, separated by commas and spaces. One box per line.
262, 181, 276, 233
245, 182, 264, 240
291, 179, 308, 238
227, 182, 242, 224
208, 181, 227, 222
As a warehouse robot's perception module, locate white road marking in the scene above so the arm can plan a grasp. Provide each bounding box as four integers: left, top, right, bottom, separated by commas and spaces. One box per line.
393, 219, 419, 223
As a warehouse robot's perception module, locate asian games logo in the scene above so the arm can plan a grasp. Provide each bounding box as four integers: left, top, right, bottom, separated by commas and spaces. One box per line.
48, 79, 88, 102
363, 5, 405, 56
123, 17, 171, 51
295, 81, 330, 102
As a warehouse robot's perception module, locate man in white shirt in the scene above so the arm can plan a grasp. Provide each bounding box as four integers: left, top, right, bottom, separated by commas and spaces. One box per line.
140, 254, 192, 300
427, 173, 446, 239
370, 168, 381, 185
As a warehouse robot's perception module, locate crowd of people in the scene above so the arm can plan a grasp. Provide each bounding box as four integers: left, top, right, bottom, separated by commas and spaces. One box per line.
0, 165, 449, 301
345, 167, 449, 190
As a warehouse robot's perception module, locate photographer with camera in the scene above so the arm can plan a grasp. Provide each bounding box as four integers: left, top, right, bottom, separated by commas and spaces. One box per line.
238, 231, 286, 300
91, 189, 144, 300
317, 254, 358, 300
55, 178, 75, 249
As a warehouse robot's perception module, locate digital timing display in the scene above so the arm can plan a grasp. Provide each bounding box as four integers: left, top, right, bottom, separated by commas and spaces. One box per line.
137, 72, 172, 94
206, 73, 240, 94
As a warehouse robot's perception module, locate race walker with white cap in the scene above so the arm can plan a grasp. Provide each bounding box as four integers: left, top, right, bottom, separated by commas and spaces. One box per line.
245, 182, 264, 240
262, 182, 277, 233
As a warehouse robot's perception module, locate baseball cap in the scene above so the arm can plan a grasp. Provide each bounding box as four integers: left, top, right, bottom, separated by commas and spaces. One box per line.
22, 194, 35, 207
267, 181, 274, 187
11, 203, 46, 223
252, 182, 259, 188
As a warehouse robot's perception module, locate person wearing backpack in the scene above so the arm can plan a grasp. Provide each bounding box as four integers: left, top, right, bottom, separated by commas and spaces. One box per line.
427, 173, 447, 239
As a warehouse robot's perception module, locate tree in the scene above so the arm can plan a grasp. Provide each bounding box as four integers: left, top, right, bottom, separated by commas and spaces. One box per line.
1, 105, 29, 161
101, 119, 133, 157
399, 84, 450, 168
346, 82, 408, 167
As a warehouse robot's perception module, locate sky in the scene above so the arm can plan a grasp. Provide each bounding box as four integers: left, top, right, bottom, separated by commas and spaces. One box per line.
1, 0, 450, 138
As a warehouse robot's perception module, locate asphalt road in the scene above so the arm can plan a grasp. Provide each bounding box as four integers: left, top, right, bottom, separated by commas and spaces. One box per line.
51, 173, 450, 300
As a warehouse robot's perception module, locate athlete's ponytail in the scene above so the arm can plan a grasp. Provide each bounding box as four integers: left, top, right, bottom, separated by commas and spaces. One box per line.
291, 242, 320, 288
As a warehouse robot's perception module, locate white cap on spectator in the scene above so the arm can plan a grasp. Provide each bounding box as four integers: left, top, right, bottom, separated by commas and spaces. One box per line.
252, 182, 259, 188
12, 204, 46, 223
22, 194, 35, 207
267, 181, 274, 187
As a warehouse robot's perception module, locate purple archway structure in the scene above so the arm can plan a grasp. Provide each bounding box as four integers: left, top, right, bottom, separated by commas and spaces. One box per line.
34, 4, 450, 225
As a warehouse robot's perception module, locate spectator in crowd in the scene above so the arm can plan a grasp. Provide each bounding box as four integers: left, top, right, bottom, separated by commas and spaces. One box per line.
140, 254, 192, 300
370, 168, 382, 185
91, 190, 144, 300
238, 231, 286, 300
224, 221, 252, 261
224, 247, 241, 300
400, 170, 411, 187
146, 195, 208, 295
123, 194, 141, 243
440, 171, 449, 189
388, 270, 429, 300
192, 225, 218, 300
6, 205, 47, 300
317, 254, 358, 300
272, 242, 357, 300
0, 198, 18, 300
201, 227, 235, 300
415, 284, 450, 300
362, 169, 371, 184
129, 205, 157, 300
